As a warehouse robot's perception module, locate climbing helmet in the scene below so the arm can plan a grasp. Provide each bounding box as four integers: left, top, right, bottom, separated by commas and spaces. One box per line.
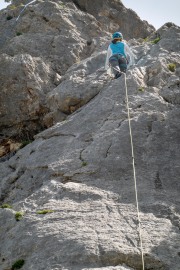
112, 32, 123, 39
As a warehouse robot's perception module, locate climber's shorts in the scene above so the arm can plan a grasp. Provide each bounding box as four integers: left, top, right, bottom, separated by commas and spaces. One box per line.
109, 54, 128, 74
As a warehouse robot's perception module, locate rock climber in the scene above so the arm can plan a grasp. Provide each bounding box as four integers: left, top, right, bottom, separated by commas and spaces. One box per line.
105, 32, 134, 79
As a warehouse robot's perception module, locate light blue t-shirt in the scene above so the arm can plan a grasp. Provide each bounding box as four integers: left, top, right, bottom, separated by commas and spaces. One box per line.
110, 42, 126, 57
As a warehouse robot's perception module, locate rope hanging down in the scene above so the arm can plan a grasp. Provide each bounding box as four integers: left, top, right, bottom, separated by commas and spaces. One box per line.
123, 73, 145, 270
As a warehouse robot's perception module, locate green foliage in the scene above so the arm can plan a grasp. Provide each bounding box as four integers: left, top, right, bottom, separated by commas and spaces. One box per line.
143, 37, 148, 42
16, 32, 23, 36
15, 212, 24, 221
36, 209, 54, 215
168, 63, 176, 72
82, 161, 88, 166
11, 259, 25, 270
20, 140, 33, 148
59, 3, 65, 8
10, 5, 16, 10
6, 15, 13, 20
138, 87, 145, 92
151, 37, 161, 44
0, 203, 12, 209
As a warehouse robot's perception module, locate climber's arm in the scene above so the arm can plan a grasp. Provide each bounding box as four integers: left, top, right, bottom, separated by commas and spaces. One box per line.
105, 46, 113, 70
124, 43, 135, 67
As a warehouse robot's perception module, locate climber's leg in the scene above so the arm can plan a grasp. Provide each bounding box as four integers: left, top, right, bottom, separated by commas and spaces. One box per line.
109, 54, 122, 79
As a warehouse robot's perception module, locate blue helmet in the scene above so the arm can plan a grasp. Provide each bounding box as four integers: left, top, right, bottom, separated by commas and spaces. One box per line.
112, 32, 123, 39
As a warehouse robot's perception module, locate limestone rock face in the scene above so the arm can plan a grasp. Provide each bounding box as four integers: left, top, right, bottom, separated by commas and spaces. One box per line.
72, 0, 155, 39
45, 52, 108, 125
0, 20, 180, 270
0, 0, 104, 139
0, 0, 155, 142
0, 53, 55, 137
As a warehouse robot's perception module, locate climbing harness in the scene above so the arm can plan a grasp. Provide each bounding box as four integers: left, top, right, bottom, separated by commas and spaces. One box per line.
124, 73, 145, 270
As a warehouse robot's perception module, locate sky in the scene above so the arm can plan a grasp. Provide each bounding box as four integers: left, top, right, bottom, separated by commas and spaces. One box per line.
0, 1, 9, 10
122, 0, 180, 29
0, 0, 180, 29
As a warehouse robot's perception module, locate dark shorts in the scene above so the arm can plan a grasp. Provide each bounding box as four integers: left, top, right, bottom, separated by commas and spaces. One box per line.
109, 54, 128, 74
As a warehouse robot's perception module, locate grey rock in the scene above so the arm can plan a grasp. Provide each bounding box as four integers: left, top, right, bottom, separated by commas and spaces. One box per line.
72, 0, 155, 38
0, 2, 180, 270
1, 27, 180, 270
0, 0, 155, 140
0, 53, 54, 137
47, 52, 108, 115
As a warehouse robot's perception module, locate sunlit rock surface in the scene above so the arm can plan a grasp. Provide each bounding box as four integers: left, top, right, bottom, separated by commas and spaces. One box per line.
0, 0, 154, 139
0, 1, 180, 270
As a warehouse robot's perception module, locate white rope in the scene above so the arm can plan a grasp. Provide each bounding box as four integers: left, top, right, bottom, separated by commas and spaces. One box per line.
124, 73, 145, 270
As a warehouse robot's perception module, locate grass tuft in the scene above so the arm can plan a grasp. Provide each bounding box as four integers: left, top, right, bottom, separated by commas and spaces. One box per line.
7, 15, 13, 20
0, 203, 12, 209
151, 37, 161, 44
20, 140, 33, 149
36, 209, 54, 215
82, 161, 88, 166
9, 5, 17, 10
16, 32, 23, 36
15, 212, 24, 221
168, 63, 176, 72
138, 87, 145, 92
11, 259, 25, 269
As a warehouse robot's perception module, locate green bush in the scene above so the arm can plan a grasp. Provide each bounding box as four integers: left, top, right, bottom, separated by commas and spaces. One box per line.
151, 37, 161, 44
6, 15, 13, 20
168, 63, 176, 72
59, 3, 65, 8
20, 140, 33, 149
0, 203, 12, 209
82, 161, 88, 166
16, 32, 23, 36
11, 259, 25, 269
15, 212, 24, 221
9, 5, 17, 10
138, 87, 145, 92
36, 209, 54, 214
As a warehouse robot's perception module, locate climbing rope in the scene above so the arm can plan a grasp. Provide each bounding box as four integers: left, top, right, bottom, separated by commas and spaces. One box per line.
109, 66, 145, 268
123, 72, 145, 270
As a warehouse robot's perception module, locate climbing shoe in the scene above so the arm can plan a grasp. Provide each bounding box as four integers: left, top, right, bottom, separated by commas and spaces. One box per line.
114, 72, 122, 79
